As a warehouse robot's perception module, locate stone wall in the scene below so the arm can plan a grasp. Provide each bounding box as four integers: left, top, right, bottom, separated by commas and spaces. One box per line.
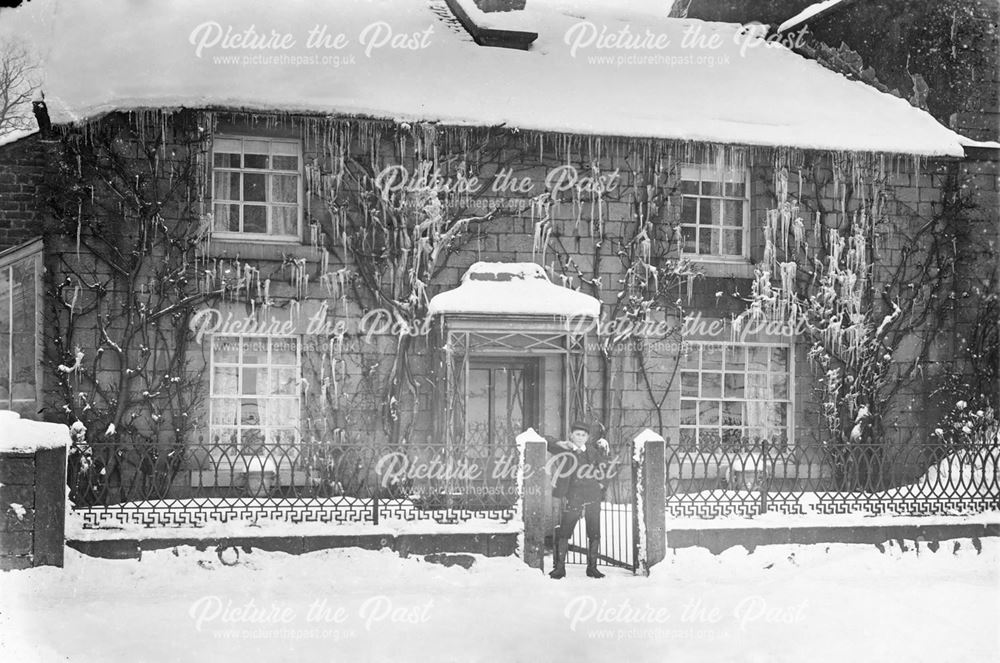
1, 112, 990, 504
0, 416, 68, 570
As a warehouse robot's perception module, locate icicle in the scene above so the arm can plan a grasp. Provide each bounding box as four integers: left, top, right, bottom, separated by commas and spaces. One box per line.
76, 202, 83, 262
792, 216, 805, 251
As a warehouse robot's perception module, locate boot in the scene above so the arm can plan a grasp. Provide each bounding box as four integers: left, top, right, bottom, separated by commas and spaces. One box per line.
586, 538, 605, 579
549, 536, 567, 579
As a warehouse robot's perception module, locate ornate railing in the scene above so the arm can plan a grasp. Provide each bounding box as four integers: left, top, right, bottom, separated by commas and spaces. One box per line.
665, 438, 1000, 518
67, 434, 521, 528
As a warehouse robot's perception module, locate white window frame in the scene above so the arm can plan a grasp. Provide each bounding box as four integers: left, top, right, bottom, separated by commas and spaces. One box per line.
678, 163, 751, 262
211, 135, 303, 243
0, 238, 42, 413
208, 334, 302, 456
679, 340, 794, 451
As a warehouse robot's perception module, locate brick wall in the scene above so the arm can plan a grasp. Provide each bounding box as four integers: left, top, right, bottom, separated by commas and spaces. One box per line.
952, 150, 1000, 401
0, 133, 46, 252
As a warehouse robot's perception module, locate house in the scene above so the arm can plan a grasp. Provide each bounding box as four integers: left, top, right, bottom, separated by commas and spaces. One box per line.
0, 0, 994, 550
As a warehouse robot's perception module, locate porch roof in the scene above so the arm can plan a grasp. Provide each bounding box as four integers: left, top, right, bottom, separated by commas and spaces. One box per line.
0, 0, 967, 156
427, 262, 600, 319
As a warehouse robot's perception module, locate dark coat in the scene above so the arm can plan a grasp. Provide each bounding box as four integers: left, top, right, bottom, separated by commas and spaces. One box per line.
545, 435, 614, 506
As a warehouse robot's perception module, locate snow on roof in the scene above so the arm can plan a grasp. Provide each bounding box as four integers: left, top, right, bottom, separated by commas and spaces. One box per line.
960, 135, 1000, 150
427, 262, 600, 318
0, 0, 965, 156
0, 411, 70, 453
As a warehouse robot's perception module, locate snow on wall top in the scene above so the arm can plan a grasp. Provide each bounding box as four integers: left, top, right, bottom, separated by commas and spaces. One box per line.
427, 262, 600, 317
0, 0, 965, 156
777, 0, 849, 33
0, 411, 70, 453
0, 128, 38, 149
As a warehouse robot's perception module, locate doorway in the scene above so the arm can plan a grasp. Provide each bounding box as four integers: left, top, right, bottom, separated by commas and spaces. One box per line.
465, 358, 540, 496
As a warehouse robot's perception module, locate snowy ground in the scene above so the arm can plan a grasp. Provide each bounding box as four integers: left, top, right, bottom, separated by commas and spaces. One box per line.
1, 538, 997, 662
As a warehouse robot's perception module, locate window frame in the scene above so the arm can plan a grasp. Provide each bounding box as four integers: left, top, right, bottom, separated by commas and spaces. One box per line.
677, 163, 751, 262
211, 134, 304, 243
678, 340, 795, 452
207, 333, 302, 456
0, 237, 43, 414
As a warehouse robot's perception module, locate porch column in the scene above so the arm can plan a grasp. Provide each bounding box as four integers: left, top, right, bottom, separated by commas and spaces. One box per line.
634, 429, 667, 574
516, 428, 547, 571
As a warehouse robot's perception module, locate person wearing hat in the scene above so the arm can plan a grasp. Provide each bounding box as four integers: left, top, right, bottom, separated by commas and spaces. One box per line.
545, 420, 612, 579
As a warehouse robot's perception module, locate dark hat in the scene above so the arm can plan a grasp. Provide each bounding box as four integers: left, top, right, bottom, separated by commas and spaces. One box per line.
569, 420, 590, 434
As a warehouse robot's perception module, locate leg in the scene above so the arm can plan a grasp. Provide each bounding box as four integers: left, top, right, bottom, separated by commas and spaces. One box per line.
550, 505, 581, 579
584, 501, 605, 578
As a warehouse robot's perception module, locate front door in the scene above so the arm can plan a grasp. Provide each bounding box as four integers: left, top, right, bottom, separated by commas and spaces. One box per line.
465, 358, 540, 503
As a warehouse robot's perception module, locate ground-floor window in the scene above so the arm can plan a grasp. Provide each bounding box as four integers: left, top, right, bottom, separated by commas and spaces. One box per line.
679, 341, 793, 452
209, 335, 301, 452
0, 239, 41, 413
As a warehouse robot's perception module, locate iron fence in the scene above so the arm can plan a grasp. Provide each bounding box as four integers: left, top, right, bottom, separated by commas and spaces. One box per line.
67, 434, 522, 528
665, 437, 1000, 518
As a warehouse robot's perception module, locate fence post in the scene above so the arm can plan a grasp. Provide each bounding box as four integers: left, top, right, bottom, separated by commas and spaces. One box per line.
634, 429, 667, 574
759, 439, 769, 515
516, 428, 547, 571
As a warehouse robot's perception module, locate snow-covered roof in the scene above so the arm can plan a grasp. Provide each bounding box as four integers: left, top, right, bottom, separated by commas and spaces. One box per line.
0, 0, 966, 156
960, 135, 1000, 150
427, 262, 600, 318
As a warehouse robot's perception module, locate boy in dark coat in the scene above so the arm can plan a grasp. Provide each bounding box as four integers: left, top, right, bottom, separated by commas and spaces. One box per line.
546, 421, 612, 579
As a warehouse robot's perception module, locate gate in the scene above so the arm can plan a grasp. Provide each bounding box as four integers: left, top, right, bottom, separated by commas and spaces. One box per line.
563, 445, 639, 571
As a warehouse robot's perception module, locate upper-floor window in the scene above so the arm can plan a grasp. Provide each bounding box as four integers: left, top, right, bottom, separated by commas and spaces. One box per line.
679, 164, 749, 260
212, 136, 302, 241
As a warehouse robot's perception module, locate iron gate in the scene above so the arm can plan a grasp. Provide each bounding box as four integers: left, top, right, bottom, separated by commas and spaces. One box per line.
563, 444, 639, 571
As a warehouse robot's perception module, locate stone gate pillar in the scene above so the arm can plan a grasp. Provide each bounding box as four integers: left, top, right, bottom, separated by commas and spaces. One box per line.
517, 428, 547, 571
634, 428, 667, 574
0, 414, 70, 569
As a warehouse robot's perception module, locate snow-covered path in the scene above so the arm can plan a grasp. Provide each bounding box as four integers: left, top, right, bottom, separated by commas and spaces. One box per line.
1, 539, 997, 663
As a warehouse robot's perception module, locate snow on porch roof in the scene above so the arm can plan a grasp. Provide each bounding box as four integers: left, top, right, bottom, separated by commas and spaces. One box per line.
1, 0, 966, 156
427, 262, 600, 318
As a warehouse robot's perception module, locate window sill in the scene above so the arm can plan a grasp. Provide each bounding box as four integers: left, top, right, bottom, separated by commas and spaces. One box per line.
684, 258, 757, 279
205, 238, 319, 261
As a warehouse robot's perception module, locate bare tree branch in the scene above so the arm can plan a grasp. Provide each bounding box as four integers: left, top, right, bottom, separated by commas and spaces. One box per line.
0, 40, 39, 138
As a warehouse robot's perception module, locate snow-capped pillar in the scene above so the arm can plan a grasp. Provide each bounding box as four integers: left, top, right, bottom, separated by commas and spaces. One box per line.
633, 429, 667, 575
0, 414, 71, 569
516, 428, 548, 571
